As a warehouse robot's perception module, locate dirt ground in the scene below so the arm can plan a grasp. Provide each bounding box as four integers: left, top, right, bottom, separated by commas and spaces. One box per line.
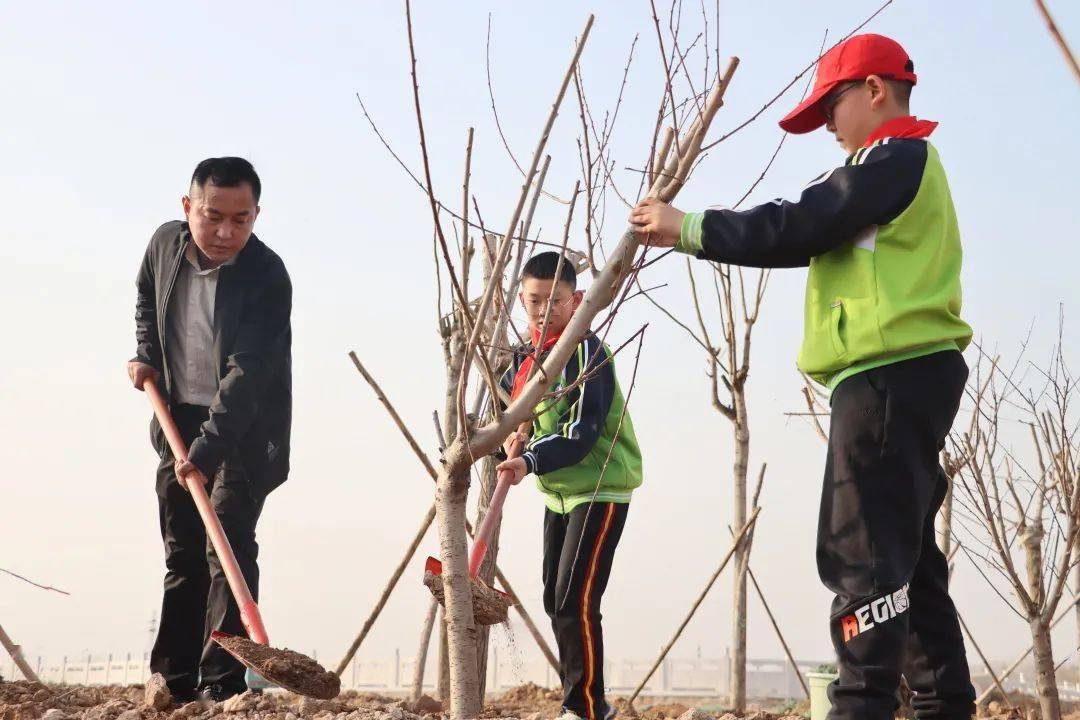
0, 679, 805, 720
3, 679, 1079, 720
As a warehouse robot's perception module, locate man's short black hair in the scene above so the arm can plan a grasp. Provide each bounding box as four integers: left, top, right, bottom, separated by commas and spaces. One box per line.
522, 251, 577, 290
190, 157, 262, 203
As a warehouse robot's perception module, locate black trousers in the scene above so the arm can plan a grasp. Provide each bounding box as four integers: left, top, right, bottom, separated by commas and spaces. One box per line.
818, 351, 975, 720
543, 502, 628, 720
149, 404, 265, 695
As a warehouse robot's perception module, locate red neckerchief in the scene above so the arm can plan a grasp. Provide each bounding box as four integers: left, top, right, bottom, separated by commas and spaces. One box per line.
863, 115, 938, 147
511, 328, 563, 400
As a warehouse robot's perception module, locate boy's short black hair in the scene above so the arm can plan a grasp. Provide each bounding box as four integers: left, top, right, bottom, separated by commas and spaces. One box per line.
522, 251, 577, 290
190, 157, 262, 203
885, 78, 911, 108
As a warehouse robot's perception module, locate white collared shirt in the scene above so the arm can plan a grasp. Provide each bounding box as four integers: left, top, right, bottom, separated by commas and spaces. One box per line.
167, 244, 236, 406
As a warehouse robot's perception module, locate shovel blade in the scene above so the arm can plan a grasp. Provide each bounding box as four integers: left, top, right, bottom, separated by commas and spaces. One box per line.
211, 631, 341, 699
422, 561, 513, 626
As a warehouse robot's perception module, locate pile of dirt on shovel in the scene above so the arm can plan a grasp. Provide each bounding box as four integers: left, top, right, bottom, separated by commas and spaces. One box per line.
422, 571, 512, 627
213, 635, 340, 700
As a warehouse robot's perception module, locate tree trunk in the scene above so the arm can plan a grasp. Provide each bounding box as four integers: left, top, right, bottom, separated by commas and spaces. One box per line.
471, 224, 507, 708
730, 392, 749, 713
1022, 513, 1058, 719
1031, 615, 1062, 720
438, 292, 465, 710
436, 454, 481, 719
1075, 564, 1080, 683
413, 599, 439, 701
474, 455, 502, 704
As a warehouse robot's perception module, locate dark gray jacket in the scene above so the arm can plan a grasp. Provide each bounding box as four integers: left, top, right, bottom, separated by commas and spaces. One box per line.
134, 220, 292, 494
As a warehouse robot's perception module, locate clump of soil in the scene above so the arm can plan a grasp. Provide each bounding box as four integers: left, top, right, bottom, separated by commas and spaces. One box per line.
481, 682, 562, 718
1, 681, 150, 720
0, 679, 822, 720
640, 703, 691, 719
213, 634, 340, 700
423, 571, 512, 626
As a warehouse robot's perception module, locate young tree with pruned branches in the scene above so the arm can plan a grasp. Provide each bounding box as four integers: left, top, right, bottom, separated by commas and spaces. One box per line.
387, 4, 740, 715
949, 335, 1078, 720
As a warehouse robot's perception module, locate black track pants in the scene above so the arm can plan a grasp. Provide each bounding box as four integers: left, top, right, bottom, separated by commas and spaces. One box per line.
818, 351, 975, 720
543, 502, 628, 720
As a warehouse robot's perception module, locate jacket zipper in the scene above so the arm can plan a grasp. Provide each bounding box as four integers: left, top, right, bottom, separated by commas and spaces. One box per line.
158, 239, 187, 390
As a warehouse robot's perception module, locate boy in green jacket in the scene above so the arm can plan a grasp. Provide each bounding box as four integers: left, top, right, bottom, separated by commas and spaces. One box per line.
497, 252, 643, 720
630, 34, 975, 720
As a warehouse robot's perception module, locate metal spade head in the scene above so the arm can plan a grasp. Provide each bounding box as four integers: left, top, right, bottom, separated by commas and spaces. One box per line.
423, 556, 512, 626
211, 631, 341, 699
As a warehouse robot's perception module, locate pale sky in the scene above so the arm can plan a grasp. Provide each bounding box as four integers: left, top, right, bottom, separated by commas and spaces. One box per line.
2, 0, 1079, 683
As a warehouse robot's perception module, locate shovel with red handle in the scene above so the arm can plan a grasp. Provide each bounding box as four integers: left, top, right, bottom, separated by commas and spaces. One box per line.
143, 379, 340, 698
422, 434, 523, 625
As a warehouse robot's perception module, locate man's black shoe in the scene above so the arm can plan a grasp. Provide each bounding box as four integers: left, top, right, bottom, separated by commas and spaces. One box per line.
169, 688, 199, 705
199, 684, 244, 703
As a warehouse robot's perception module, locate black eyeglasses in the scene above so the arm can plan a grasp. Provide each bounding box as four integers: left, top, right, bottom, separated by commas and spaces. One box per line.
822, 82, 861, 124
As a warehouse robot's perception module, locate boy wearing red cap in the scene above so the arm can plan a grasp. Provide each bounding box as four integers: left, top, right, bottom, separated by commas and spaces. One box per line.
631, 34, 975, 720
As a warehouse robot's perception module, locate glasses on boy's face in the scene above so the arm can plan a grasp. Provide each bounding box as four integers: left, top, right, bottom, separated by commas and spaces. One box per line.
822, 81, 861, 124
522, 295, 574, 313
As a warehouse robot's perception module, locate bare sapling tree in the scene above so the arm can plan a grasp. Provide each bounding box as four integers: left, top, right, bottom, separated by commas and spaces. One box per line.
645, 236, 769, 711
365, 1, 806, 714
950, 333, 1078, 720
430, 50, 741, 720
345, 2, 917, 713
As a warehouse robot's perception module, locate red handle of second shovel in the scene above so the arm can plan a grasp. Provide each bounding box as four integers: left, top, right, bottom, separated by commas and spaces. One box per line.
468, 469, 514, 578
143, 380, 270, 645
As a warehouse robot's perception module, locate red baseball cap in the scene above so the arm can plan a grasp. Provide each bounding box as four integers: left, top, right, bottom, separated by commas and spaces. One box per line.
779, 34, 918, 134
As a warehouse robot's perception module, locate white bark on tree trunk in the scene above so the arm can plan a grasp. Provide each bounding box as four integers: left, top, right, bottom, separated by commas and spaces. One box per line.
1075, 563, 1080, 683
1031, 615, 1062, 720
1024, 511, 1060, 719
730, 401, 749, 713
436, 454, 481, 719
438, 616, 451, 702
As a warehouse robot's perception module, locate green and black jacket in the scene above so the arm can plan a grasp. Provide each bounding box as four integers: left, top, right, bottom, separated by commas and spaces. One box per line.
677, 133, 972, 391
500, 332, 643, 514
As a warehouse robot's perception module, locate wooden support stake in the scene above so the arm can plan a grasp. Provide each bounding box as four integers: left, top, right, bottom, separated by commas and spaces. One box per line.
727, 525, 809, 700
628, 507, 761, 707
412, 598, 440, 700
1034, 0, 1080, 84
957, 608, 1013, 710
335, 504, 437, 676
0, 623, 43, 686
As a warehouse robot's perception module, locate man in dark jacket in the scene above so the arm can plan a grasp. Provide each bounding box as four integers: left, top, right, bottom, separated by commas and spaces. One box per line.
128, 157, 292, 703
